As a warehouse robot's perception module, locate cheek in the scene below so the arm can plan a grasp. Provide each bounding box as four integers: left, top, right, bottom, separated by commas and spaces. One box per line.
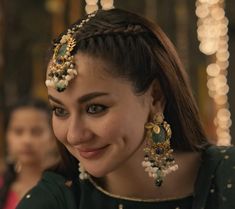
93, 115, 122, 139
52, 118, 67, 144
96, 113, 144, 144
35, 130, 51, 142
108, 111, 146, 148
7, 134, 20, 151
34, 132, 52, 148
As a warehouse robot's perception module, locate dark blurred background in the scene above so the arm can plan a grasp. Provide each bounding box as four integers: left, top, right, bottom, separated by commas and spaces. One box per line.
0, 0, 234, 170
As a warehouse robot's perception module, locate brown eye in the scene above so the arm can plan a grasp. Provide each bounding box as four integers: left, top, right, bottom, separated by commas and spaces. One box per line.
31, 127, 43, 137
53, 107, 69, 117
12, 127, 24, 136
86, 104, 107, 114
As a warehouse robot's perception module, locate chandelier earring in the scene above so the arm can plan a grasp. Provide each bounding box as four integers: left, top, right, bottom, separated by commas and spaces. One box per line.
142, 113, 178, 187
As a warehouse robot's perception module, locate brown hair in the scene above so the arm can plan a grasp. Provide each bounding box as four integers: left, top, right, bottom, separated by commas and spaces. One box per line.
50, 8, 209, 179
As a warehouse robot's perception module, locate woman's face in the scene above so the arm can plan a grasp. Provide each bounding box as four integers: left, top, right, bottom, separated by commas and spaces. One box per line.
7, 107, 52, 165
47, 53, 154, 177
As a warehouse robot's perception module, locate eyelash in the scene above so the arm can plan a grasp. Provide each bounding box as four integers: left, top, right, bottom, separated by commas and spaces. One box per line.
86, 104, 108, 115
51, 104, 108, 118
51, 106, 68, 118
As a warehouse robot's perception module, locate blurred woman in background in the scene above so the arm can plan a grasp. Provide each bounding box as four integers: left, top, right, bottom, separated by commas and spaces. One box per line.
0, 98, 59, 209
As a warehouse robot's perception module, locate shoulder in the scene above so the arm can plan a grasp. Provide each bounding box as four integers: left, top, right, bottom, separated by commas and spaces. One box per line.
208, 145, 235, 183
193, 145, 235, 208
203, 145, 235, 207
201, 145, 235, 175
202, 145, 235, 164
16, 171, 77, 209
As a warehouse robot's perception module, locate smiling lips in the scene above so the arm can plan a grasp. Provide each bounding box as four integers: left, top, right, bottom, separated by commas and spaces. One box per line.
77, 145, 109, 159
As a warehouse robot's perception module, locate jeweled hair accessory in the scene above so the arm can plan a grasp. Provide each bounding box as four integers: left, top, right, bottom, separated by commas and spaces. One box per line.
45, 12, 97, 92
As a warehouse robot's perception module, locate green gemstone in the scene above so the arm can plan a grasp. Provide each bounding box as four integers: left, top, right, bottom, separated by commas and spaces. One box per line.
57, 44, 67, 57
56, 83, 66, 92
152, 126, 166, 143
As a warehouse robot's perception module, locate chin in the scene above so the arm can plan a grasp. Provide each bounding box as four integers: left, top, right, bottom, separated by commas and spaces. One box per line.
19, 156, 39, 165
20, 160, 37, 166
86, 166, 108, 178
83, 161, 117, 178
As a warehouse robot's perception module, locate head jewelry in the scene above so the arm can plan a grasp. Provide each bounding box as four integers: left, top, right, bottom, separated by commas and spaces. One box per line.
45, 12, 97, 92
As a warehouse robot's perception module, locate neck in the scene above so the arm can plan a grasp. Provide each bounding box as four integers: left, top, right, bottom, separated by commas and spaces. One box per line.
96, 149, 201, 200
16, 162, 43, 183
11, 162, 43, 199
99, 143, 159, 199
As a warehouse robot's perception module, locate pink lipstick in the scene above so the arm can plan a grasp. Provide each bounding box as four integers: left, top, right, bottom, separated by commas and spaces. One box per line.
78, 145, 109, 159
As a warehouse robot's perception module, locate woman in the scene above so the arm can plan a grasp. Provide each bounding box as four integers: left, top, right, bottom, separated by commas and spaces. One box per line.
17, 9, 235, 209
0, 98, 58, 209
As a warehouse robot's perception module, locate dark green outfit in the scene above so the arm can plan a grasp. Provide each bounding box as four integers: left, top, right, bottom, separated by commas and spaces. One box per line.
16, 146, 235, 209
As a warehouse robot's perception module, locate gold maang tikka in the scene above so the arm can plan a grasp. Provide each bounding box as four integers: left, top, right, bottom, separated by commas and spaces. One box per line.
45, 12, 97, 92
142, 113, 178, 187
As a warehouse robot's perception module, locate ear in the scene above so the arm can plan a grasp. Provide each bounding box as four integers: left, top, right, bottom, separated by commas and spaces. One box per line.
149, 80, 165, 114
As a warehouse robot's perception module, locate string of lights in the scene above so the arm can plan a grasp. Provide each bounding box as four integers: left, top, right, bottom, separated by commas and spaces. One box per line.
195, 0, 231, 145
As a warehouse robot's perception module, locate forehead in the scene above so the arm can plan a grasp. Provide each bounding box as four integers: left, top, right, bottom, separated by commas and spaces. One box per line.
47, 53, 133, 99
74, 53, 113, 78
70, 53, 126, 91
9, 108, 48, 126
47, 52, 114, 79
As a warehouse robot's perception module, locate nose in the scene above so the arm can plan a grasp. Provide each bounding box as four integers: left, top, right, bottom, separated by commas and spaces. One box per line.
67, 115, 93, 145
21, 132, 33, 145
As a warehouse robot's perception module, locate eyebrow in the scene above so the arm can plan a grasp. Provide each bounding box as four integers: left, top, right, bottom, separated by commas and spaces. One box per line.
48, 95, 63, 105
48, 92, 110, 105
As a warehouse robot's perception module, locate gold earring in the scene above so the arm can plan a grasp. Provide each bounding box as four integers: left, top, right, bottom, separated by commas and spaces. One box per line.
14, 161, 22, 173
142, 113, 178, 186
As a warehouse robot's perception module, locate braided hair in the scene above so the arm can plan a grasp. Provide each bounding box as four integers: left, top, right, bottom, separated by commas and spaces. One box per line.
50, 8, 209, 180
0, 97, 51, 208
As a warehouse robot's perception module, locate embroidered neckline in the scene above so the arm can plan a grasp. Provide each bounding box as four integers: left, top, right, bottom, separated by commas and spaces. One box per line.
87, 177, 194, 203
